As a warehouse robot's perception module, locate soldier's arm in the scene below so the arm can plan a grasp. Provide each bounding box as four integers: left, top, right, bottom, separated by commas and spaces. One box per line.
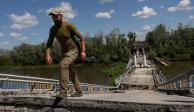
69, 24, 86, 62
69, 24, 86, 53
46, 28, 55, 56
45, 28, 55, 64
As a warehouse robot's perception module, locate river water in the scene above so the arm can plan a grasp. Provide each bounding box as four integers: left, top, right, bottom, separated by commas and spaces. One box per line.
158, 61, 194, 80
0, 64, 112, 85
0, 61, 194, 85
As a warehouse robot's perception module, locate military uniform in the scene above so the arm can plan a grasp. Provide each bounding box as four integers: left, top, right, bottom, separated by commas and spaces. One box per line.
46, 20, 83, 95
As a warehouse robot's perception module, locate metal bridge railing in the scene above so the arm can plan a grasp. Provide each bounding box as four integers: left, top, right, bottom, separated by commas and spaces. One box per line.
115, 65, 135, 88
0, 73, 116, 95
152, 69, 167, 86
156, 68, 194, 96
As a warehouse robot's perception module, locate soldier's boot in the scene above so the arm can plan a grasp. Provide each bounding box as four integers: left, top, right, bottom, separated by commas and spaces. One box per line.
71, 91, 82, 97
56, 91, 68, 99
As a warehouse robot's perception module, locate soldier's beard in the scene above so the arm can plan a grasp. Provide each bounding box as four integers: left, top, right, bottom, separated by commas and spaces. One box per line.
54, 21, 60, 25
54, 19, 62, 25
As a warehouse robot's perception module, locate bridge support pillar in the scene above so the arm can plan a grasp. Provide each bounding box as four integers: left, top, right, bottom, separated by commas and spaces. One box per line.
189, 75, 194, 88
143, 48, 147, 67
134, 53, 137, 67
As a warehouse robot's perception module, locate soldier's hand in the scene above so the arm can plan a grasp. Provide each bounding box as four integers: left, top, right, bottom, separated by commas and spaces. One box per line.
46, 55, 52, 64
81, 51, 86, 62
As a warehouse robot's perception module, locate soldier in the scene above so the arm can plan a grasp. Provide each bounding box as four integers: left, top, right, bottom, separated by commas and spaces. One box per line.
45, 9, 86, 98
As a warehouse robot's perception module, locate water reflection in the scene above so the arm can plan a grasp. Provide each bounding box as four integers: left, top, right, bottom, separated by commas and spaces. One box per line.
0, 64, 111, 85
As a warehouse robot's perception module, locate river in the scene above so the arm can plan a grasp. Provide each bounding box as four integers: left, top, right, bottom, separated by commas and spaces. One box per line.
158, 61, 194, 80
0, 64, 112, 85
0, 61, 194, 85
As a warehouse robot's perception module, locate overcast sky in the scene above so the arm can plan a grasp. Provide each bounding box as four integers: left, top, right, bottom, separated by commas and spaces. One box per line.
0, 0, 194, 49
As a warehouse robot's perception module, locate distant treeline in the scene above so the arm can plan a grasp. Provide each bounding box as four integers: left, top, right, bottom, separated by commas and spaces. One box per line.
146, 23, 194, 61
1, 23, 194, 66
0, 29, 136, 66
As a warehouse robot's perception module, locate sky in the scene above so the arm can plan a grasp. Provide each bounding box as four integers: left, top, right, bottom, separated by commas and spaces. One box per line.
0, 0, 194, 49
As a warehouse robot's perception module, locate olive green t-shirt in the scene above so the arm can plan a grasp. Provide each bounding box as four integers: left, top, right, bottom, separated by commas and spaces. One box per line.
46, 21, 83, 55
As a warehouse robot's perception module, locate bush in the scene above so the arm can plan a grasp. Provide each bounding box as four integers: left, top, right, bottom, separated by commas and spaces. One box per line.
0, 55, 13, 66
103, 63, 126, 85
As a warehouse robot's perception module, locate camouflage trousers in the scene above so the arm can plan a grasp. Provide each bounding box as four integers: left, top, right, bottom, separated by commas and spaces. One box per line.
59, 48, 81, 92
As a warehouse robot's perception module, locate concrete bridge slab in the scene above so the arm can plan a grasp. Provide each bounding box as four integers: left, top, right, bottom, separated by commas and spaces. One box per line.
0, 90, 193, 112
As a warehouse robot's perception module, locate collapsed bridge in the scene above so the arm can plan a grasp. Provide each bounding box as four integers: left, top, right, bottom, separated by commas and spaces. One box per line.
0, 44, 193, 112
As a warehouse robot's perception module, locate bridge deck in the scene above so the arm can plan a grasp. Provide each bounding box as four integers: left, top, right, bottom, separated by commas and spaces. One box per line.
121, 68, 154, 89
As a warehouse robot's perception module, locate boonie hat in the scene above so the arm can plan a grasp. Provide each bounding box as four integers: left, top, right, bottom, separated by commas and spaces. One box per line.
49, 8, 63, 16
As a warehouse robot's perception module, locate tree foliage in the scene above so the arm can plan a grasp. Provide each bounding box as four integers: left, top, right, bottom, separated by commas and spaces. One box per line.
85, 29, 134, 64
146, 24, 194, 61
1, 23, 194, 66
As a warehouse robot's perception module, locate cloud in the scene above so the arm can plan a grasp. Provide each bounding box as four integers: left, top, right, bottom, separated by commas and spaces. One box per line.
189, 15, 194, 20
136, 25, 154, 40
138, 0, 145, 2
100, 0, 115, 4
132, 6, 157, 19
0, 32, 5, 37
46, 2, 76, 19
95, 10, 115, 19
142, 25, 152, 31
9, 32, 27, 40
168, 0, 194, 12
0, 42, 8, 47
9, 12, 39, 30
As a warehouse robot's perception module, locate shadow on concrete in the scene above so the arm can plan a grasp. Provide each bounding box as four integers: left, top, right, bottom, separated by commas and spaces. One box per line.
163, 100, 194, 104
52, 97, 63, 107
41, 97, 64, 112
